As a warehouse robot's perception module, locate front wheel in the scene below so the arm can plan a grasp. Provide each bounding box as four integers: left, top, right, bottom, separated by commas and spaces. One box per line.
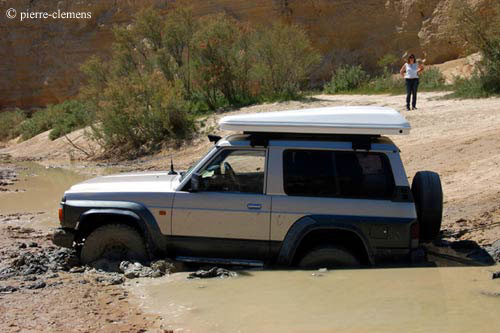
298, 245, 361, 269
80, 224, 148, 264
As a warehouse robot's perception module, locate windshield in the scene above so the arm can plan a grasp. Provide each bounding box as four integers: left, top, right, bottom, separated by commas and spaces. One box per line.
179, 146, 217, 181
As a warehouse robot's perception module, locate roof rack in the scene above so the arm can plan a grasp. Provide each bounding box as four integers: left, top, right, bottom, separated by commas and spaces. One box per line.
245, 132, 380, 150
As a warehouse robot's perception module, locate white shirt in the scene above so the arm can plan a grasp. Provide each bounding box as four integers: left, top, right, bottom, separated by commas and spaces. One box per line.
405, 63, 419, 79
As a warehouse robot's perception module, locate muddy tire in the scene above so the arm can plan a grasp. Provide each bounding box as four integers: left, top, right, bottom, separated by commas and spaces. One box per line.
411, 171, 443, 242
80, 224, 148, 264
298, 245, 361, 269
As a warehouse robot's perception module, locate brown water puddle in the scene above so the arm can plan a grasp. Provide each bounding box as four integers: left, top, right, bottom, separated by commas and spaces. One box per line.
0, 162, 88, 229
129, 266, 500, 332
2, 162, 499, 332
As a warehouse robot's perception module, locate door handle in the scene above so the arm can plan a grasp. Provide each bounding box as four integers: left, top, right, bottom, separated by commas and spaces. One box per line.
247, 203, 262, 210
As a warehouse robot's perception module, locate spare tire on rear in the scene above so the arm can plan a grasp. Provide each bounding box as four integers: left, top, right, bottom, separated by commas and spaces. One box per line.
411, 171, 443, 242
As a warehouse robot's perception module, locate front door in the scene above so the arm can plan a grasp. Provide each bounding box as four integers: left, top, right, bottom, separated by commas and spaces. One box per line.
171, 148, 271, 259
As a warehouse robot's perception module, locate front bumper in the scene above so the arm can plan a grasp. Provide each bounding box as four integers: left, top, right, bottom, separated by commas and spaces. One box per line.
52, 228, 75, 248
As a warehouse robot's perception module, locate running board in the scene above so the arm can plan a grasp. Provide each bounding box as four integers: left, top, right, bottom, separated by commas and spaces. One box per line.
175, 256, 264, 267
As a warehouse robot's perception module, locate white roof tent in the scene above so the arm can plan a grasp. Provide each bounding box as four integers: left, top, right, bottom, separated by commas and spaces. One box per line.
219, 106, 411, 136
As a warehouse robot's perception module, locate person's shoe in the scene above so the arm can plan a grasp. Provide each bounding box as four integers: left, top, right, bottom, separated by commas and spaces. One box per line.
412, 106, 417, 110
406, 106, 410, 111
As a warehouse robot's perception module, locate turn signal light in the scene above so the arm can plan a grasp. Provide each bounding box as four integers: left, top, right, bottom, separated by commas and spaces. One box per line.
58, 207, 63, 223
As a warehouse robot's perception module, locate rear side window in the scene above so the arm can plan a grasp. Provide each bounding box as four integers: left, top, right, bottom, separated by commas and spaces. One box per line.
283, 150, 395, 199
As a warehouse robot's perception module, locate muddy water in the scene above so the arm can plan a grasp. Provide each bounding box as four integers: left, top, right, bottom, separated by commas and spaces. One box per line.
0, 162, 88, 229
2, 162, 499, 332
130, 266, 500, 332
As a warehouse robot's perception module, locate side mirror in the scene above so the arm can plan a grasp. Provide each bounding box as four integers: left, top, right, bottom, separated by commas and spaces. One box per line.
190, 173, 202, 192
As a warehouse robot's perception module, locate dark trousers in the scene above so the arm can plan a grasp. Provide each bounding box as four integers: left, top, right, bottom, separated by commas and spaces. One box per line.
406, 78, 419, 108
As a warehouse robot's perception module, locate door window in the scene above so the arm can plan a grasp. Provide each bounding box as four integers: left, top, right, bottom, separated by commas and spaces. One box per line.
199, 149, 266, 193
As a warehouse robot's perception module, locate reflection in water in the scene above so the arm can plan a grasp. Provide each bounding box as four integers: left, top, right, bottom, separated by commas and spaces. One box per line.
131, 266, 500, 333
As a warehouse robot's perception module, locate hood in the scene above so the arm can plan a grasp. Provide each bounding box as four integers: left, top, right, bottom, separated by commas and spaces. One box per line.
66, 171, 182, 194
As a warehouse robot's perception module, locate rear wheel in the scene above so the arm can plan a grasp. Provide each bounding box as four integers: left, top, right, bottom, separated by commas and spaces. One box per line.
80, 224, 148, 264
298, 245, 361, 269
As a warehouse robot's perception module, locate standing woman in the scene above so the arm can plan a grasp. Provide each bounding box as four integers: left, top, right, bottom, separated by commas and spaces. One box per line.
400, 54, 424, 110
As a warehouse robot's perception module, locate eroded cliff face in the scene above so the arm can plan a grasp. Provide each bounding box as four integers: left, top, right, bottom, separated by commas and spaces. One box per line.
0, 0, 479, 109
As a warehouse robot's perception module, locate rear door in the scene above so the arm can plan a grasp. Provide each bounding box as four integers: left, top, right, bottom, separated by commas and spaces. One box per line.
171, 148, 271, 259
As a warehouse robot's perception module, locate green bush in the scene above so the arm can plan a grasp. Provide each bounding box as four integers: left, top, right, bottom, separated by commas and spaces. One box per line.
367, 69, 404, 93
450, 74, 489, 98
377, 53, 399, 73
324, 65, 369, 93
448, 0, 500, 97
18, 108, 59, 140
78, 6, 321, 157
0, 109, 26, 141
479, 36, 500, 95
192, 14, 254, 109
18, 100, 93, 141
49, 100, 94, 140
250, 22, 321, 100
419, 67, 446, 90
90, 76, 194, 158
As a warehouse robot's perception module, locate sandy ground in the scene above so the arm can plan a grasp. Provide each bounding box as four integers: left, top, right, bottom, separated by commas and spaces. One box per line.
1, 91, 500, 331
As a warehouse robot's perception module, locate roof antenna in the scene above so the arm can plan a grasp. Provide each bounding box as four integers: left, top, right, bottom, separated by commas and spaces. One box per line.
168, 157, 177, 175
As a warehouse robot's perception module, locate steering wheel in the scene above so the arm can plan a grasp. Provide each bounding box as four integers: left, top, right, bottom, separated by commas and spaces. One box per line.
224, 162, 240, 191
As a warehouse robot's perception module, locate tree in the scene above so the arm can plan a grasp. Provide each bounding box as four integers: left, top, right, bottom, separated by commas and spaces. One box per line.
250, 22, 321, 99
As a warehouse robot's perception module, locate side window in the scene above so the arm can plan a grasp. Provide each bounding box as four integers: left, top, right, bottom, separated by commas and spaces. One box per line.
335, 151, 394, 198
282, 150, 337, 197
199, 149, 266, 194
283, 150, 394, 199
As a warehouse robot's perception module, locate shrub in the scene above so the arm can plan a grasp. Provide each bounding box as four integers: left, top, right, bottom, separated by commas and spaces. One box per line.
377, 53, 399, 73
250, 22, 321, 100
449, 0, 500, 97
17, 100, 93, 141
90, 74, 194, 158
450, 74, 489, 98
368, 70, 404, 93
79, 7, 321, 157
0, 109, 26, 141
324, 65, 369, 93
419, 67, 446, 90
192, 14, 254, 109
18, 107, 60, 140
49, 100, 94, 140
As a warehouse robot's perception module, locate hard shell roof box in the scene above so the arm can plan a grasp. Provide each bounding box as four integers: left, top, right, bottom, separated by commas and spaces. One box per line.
219, 106, 411, 135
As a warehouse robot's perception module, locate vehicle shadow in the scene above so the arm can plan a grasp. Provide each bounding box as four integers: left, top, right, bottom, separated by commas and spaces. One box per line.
345, 238, 496, 270
420, 238, 497, 267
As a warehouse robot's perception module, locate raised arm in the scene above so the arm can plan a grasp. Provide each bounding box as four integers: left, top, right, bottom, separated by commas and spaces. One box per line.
418, 64, 424, 74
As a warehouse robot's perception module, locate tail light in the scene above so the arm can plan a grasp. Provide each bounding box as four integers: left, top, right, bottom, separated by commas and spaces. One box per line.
58, 207, 63, 223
